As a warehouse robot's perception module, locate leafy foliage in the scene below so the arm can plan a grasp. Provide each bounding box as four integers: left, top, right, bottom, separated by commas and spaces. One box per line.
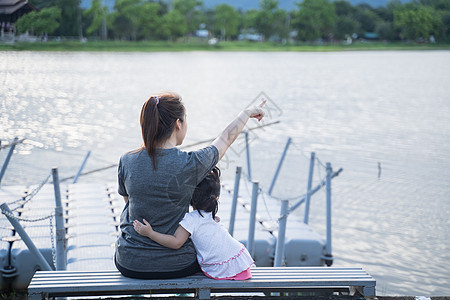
293, 0, 337, 41
394, 4, 442, 39
83, 0, 108, 39
215, 4, 240, 40
15, 7, 61, 36
14, 0, 450, 43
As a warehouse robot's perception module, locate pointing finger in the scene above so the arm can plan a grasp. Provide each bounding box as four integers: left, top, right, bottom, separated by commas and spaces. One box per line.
258, 99, 267, 108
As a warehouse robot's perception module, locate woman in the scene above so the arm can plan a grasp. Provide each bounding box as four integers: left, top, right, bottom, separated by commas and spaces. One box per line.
133, 167, 254, 280
115, 92, 265, 279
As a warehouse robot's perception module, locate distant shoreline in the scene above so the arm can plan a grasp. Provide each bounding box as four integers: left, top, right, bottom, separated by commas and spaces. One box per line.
1, 40, 449, 52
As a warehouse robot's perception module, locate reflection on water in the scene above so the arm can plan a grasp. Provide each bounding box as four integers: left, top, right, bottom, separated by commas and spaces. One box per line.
1, 51, 449, 296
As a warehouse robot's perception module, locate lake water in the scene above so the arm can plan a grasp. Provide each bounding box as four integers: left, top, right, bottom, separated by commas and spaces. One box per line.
1, 50, 449, 296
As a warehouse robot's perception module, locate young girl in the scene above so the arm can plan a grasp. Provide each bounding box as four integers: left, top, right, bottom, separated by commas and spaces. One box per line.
133, 167, 254, 280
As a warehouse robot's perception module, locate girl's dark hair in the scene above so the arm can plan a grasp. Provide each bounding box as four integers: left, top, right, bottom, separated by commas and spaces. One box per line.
140, 92, 185, 170
191, 167, 221, 219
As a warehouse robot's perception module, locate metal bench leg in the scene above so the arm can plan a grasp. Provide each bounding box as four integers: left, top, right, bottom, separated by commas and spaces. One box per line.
363, 285, 376, 299
28, 292, 44, 300
351, 285, 376, 299
197, 287, 211, 299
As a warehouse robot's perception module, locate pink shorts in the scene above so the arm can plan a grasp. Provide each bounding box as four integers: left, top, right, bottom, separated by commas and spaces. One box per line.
204, 267, 252, 280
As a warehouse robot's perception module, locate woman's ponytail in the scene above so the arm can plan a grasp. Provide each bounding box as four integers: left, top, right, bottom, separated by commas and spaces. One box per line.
140, 96, 160, 169
140, 92, 185, 170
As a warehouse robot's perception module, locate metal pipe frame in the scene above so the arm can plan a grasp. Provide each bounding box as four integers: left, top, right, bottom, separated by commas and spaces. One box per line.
228, 166, 242, 236
52, 168, 67, 270
244, 131, 252, 181
73, 150, 91, 184
303, 152, 315, 224
0, 137, 18, 186
268, 137, 291, 196
325, 162, 333, 265
0, 203, 52, 271
274, 200, 289, 267
288, 167, 343, 215
247, 181, 259, 257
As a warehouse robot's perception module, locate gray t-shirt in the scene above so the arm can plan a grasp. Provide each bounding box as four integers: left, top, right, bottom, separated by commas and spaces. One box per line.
115, 145, 219, 272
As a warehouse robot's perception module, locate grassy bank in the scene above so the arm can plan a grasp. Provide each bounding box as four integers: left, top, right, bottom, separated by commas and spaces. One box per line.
1, 40, 449, 52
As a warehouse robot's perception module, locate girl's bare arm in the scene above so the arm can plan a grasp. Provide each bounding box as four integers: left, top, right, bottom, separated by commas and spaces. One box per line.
133, 219, 190, 249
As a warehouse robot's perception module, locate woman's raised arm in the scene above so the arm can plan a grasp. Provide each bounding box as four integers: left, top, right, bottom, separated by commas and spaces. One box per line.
212, 100, 266, 161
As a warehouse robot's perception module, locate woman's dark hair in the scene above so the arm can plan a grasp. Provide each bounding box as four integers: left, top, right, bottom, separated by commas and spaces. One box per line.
191, 167, 221, 219
140, 92, 185, 170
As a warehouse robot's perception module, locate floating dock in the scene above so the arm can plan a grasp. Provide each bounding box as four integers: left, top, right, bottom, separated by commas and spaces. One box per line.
0, 136, 341, 291
0, 182, 120, 289
0, 170, 336, 290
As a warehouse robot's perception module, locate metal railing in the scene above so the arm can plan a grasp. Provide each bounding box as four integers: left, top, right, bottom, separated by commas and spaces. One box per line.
228, 136, 343, 267
0, 137, 24, 187
0, 167, 69, 271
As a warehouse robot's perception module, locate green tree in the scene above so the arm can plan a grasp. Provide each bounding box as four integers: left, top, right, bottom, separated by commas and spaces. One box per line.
440, 10, 450, 40
374, 6, 393, 22
112, 0, 142, 40
28, 0, 57, 9
83, 0, 108, 39
271, 8, 289, 41
15, 6, 61, 36
334, 16, 361, 39
387, 0, 404, 13
353, 5, 383, 34
162, 9, 188, 41
56, 0, 80, 37
384, 0, 404, 39
29, 0, 80, 37
416, 0, 450, 41
333, 0, 356, 17
172, 0, 203, 36
333, 1, 362, 39
243, 9, 259, 31
416, 0, 450, 10
215, 4, 240, 40
293, 0, 337, 41
375, 20, 395, 40
394, 4, 442, 40
253, 0, 285, 40
138, 2, 164, 40
203, 8, 216, 37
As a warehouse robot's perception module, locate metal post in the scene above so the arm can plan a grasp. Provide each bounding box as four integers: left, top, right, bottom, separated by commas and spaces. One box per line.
268, 137, 291, 196
73, 150, 91, 184
52, 168, 67, 270
324, 162, 333, 266
0, 137, 18, 186
303, 152, 315, 224
288, 167, 343, 215
274, 200, 289, 267
244, 131, 251, 181
0, 203, 52, 271
228, 166, 241, 236
247, 181, 259, 257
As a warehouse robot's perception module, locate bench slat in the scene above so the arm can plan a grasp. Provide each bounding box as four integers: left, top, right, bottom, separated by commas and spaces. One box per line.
30, 276, 375, 287
30, 269, 371, 277
28, 267, 376, 299
31, 270, 371, 278
32, 267, 365, 273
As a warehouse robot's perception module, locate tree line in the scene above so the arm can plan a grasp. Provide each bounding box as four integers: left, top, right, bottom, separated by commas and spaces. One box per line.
16, 0, 450, 43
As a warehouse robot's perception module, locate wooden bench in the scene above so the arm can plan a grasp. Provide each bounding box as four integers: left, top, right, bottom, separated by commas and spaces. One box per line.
28, 267, 376, 299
